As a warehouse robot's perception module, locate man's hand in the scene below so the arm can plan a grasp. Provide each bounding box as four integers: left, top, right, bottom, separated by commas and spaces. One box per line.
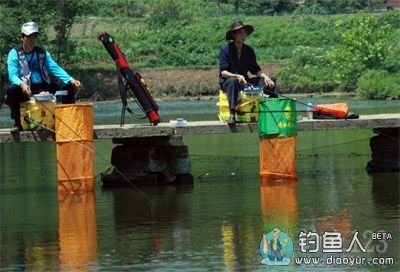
262, 75, 274, 89
20, 82, 31, 96
235, 74, 247, 84
70, 79, 81, 91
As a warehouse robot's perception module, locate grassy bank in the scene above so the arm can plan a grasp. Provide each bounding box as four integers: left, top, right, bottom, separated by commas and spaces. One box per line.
66, 12, 399, 100
1, 6, 398, 100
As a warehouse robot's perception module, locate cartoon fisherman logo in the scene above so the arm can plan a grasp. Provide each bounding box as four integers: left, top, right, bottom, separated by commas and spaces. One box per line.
284, 105, 293, 121
260, 228, 293, 265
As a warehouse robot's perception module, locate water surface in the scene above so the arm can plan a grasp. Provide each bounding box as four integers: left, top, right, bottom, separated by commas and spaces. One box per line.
1, 98, 399, 271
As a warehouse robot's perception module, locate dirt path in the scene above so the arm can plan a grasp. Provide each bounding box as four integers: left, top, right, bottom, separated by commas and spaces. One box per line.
139, 64, 283, 95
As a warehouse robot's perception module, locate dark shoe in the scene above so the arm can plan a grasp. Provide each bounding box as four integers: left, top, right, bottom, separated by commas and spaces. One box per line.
10, 125, 22, 133
228, 114, 236, 125
10, 121, 22, 132
0, 95, 5, 109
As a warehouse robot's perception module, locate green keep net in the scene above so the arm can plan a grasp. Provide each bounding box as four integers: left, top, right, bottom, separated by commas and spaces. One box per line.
258, 98, 298, 137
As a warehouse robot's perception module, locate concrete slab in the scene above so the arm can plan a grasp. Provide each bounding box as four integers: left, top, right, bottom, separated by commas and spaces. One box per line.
0, 113, 399, 143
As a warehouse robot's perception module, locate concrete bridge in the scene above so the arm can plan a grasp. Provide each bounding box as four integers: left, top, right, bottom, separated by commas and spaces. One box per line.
0, 113, 398, 142
0, 113, 399, 185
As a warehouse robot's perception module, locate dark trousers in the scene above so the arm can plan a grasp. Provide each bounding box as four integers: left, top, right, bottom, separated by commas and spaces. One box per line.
5, 82, 75, 125
221, 76, 279, 113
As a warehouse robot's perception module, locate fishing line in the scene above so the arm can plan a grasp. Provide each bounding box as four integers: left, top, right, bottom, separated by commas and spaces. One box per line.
262, 89, 400, 144
339, 118, 400, 143
31, 95, 151, 198
192, 136, 376, 180
238, 110, 310, 113
197, 172, 258, 180
263, 89, 315, 109
197, 168, 260, 180
24, 113, 152, 203
33, 96, 85, 142
191, 137, 368, 160
190, 134, 373, 158
74, 88, 81, 100
24, 116, 95, 152
296, 136, 373, 153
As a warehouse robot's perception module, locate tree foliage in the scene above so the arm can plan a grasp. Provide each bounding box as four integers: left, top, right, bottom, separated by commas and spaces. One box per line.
0, 0, 88, 87
278, 12, 400, 98
237, 0, 297, 15
326, 12, 392, 90
0, 0, 53, 76
147, 0, 187, 28
52, 0, 84, 65
210, 0, 385, 15
1, 0, 398, 99
295, 0, 384, 15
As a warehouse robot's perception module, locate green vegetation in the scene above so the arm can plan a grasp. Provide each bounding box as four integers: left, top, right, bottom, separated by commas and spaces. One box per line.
278, 12, 400, 98
0, 0, 399, 100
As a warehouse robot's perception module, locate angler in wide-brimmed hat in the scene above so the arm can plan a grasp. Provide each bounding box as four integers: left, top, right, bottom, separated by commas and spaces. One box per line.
219, 20, 279, 124
225, 20, 254, 40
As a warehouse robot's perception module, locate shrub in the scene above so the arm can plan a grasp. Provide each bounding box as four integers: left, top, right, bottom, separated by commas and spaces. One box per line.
277, 46, 338, 93
326, 12, 392, 91
147, 0, 188, 28
357, 70, 400, 99
277, 12, 398, 94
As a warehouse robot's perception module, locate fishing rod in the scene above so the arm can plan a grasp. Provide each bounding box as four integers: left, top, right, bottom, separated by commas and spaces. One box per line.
237, 110, 310, 113
261, 89, 400, 143
32, 95, 85, 142
24, 115, 95, 153
23, 108, 152, 203
241, 84, 324, 114
262, 89, 317, 110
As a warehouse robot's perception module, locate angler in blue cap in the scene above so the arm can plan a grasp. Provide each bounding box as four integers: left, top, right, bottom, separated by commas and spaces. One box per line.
4, 21, 81, 132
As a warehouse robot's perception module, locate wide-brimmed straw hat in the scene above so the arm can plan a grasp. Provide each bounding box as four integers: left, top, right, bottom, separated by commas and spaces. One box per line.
225, 20, 254, 40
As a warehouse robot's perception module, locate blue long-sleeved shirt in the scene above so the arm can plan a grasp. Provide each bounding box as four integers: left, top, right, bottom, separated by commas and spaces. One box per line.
7, 47, 72, 86
219, 42, 261, 83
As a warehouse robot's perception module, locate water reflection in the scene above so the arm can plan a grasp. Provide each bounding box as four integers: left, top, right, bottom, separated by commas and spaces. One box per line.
315, 209, 353, 242
221, 223, 236, 271
109, 184, 193, 262
370, 173, 400, 209
0, 142, 57, 184
370, 172, 399, 263
260, 181, 298, 236
220, 217, 261, 271
22, 243, 59, 271
58, 192, 98, 271
1, 111, 399, 271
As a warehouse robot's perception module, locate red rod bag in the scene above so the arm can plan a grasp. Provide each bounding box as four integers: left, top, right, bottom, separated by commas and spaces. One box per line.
99, 32, 160, 125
